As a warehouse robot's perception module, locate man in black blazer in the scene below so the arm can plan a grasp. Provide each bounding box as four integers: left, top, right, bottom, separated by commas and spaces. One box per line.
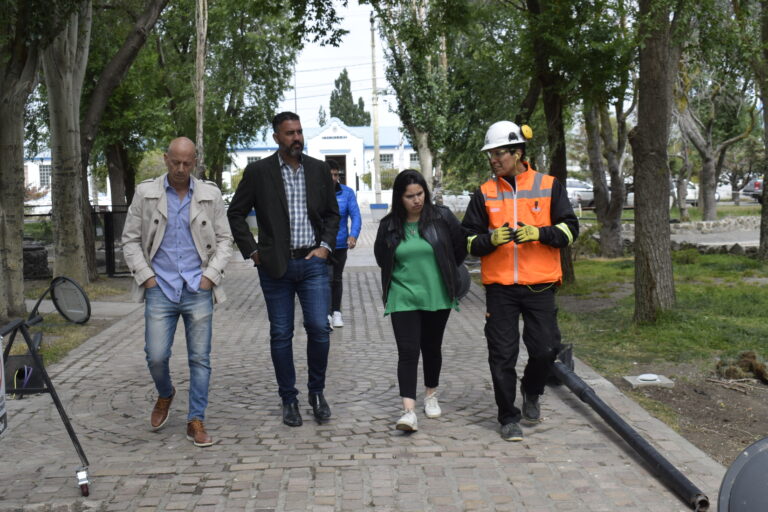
227, 112, 340, 427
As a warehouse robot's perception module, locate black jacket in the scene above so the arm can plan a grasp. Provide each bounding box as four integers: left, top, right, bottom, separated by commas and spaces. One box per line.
374, 205, 467, 305
227, 152, 340, 279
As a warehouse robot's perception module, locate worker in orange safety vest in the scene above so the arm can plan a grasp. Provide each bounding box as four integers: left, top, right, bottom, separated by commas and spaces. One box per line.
462, 120, 579, 442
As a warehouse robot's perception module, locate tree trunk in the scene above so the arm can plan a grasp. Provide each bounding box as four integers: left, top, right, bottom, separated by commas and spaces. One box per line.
541, 85, 574, 283
758, 0, 768, 260
526, 0, 573, 283
585, 104, 622, 257
105, 142, 133, 239
415, 130, 433, 182
674, 142, 693, 222
760, 92, 768, 260
194, 0, 208, 178
628, 0, 681, 323
0, 28, 39, 320
42, 1, 92, 284
432, 159, 443, 205
598, 103, 626, 257
106, 143, 129, 208
676, 108, 716, 220
0, 96, 31, 320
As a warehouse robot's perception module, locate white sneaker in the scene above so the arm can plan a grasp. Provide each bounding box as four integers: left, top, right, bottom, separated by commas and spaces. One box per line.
396, 410, 418, 431
424, 391, 441, 418
332, 311, 344, 327
327, 315, 334, 331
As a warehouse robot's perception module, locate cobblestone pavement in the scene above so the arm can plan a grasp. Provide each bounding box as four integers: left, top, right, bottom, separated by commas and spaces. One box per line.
1, 219, 725, 511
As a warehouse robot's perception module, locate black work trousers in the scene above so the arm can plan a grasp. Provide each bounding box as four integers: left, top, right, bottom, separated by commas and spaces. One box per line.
390, 309, 451, 399
329, 248, 348, 312
485, 283, 562, 425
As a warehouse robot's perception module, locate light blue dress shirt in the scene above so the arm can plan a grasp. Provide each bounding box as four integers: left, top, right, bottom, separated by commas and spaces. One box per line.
152, 177, 203, 303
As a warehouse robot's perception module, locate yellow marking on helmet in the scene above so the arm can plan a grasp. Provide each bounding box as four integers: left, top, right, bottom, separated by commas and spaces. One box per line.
521, 125, 533, 140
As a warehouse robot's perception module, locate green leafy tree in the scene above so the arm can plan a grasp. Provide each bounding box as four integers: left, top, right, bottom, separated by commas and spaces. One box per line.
318, 105, 328, 126
41, 0, 170, 283
438, 4, 542, 186
368, 0, 470, 204
329, 68, 370, 126
153, 0, 346, 185
576, 0, 636, 258
727, 0, 768, 259
675, 6, 756, 221
0, 0, 81, 319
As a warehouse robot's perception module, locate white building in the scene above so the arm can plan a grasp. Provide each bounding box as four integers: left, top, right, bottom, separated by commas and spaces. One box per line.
229, 118, 419, 207
24, 119, 420, 210
24, 150, 112, 213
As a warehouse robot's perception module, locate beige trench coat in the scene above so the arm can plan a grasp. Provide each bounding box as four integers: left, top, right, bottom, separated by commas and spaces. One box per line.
121, 174, 233, 303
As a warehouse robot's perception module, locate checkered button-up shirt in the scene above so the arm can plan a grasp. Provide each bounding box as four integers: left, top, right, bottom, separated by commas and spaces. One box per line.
279, 154, 324, 250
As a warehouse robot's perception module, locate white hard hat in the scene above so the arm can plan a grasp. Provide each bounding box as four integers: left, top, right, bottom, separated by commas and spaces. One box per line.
481, 121, 532, 151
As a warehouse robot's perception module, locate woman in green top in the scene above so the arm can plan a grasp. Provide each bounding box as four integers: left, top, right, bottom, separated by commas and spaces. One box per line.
374, 170, 467, 431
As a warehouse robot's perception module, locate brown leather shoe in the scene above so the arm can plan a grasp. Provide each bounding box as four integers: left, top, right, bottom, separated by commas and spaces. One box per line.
186, 419, 213, 447
150, 387, 175, 430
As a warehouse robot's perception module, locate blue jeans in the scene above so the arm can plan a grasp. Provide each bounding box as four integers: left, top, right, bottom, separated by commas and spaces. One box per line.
144, 285, 213, 421
258, 256, 331, 404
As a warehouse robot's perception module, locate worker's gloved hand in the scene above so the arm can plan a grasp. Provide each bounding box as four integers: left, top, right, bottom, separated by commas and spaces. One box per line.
514, 222, 539, 243
490, 223, 514, 246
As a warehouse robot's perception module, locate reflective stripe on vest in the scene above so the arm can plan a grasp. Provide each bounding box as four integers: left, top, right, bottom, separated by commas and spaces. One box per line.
480, 169, 562, 285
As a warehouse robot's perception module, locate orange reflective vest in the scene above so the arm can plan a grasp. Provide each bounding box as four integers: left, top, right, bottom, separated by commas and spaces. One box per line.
480, 168, 562, 285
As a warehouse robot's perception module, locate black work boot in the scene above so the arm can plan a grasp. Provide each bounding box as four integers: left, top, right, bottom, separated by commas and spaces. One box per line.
522, 392, 541, 423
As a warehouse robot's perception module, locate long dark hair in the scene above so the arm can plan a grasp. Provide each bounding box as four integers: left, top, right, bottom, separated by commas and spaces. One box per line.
385, 169, 438, 239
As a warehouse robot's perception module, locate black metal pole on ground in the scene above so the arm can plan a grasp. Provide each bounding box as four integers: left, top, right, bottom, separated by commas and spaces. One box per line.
552, 345, 710, 512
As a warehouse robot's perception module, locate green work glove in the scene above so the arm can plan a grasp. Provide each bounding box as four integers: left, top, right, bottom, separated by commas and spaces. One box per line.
491, 223, 514, 246
514, 222, 539, 243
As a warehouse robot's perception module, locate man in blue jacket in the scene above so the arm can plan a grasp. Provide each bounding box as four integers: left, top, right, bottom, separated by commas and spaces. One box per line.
328, 160, 361, 327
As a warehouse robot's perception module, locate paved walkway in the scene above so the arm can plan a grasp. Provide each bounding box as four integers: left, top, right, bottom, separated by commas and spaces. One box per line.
1, 216, 725, 511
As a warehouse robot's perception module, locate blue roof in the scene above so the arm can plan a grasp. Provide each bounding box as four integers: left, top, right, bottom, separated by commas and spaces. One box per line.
236, 118, 411, 151
27, 150, 51, 161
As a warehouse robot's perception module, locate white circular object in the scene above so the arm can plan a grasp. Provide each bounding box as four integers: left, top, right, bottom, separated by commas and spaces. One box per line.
638, 373, 659, 382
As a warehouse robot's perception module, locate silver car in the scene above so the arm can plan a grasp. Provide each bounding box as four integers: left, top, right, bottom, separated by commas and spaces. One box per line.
566, 178, 594, 208
741, 178, 764, 204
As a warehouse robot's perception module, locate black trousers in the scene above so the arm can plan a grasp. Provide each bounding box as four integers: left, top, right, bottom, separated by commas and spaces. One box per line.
485, 283, 562, 425
329, 248, 348, 312
390, 309, 451, 400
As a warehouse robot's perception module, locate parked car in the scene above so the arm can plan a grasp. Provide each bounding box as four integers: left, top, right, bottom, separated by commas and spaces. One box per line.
566, 178, 594, 208
442, 192, 472, 213
625, 181, 674, 209
715, 181, 733, 202
741, 178, 763, 204
625, 191, 675, 209
678, 181, 698, 206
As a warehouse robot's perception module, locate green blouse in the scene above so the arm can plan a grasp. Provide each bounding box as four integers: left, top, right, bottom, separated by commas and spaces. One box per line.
385, 221, 456, 314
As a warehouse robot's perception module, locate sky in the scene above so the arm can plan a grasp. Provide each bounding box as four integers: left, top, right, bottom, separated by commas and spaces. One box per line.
276, 0, 401, 128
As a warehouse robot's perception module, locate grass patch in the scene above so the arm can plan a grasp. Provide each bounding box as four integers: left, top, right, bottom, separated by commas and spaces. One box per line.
10, 277, 132, 365
559, 257, 634, 296
626, 390, 682, 433
23, 220, 54, 243
671, 203, 761, 221
24, 276, 131, 301
559, 252, 768, 377
7, 313, 110, 366
576, 203, 760, 223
